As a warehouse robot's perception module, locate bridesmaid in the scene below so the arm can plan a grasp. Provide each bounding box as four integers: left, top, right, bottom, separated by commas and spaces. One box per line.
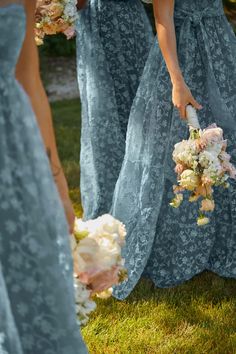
0, 0, 87, 352
111, 0, 236, 300
76, 0, 153, 219
16, 0, 75, 232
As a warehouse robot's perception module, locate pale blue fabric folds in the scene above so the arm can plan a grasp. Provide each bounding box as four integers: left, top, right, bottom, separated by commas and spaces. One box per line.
0, 4, 87, 353
112, 0, 236, 300
76, 0, 153, 219
0, 263, 23, 354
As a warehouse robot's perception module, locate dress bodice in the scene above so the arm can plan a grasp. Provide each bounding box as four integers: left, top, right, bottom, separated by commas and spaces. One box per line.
174, 0, 224, 19
0, 4, 25, 77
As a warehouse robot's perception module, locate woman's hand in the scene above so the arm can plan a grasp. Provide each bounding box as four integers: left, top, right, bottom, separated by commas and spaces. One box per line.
153, 0, 202, 119
172, 80, 202, 119
54, 171, 75, 234
77, 0, 87, 10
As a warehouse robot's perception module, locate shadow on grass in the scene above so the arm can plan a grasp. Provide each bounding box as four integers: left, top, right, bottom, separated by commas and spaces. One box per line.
129, 272, 236, 304
85, 273, 235, 353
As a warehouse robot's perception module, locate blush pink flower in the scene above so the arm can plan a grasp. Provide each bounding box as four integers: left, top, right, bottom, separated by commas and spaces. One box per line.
229, 164, 236, 179
79, 266, 120, 294
220, 151, 231, 162
222, 161, 236, 179
175, 163, 185, 175
201, 125, 223, 145
200, 199, 215, 212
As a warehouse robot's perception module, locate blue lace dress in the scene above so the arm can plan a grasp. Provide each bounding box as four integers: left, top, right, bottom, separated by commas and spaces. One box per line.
0, 2, 87, 353
112, 0, 236, 300
76, 0, 153, 219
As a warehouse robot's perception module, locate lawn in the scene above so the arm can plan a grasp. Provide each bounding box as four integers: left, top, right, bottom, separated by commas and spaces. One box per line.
52, 99, 236, 354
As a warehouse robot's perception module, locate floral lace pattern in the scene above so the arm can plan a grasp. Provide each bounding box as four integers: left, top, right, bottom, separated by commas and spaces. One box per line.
0, 5, 87, 353
112, 0, 236, 300
76, 0, 153, 219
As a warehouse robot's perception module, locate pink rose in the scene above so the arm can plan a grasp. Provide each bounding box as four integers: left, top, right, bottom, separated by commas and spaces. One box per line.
229, 164, 236, 179
175, 163, 185, 175
220, 151, 231, 162
222, 161, 236, 179
79, 266, 120, 294
200, 199, 215, 212
201, 126, 223, 145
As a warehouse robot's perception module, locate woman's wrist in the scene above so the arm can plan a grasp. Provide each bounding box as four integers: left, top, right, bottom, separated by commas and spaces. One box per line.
46, 147, 63, 177
171, 75, 185, 87
169, 68, 185, 87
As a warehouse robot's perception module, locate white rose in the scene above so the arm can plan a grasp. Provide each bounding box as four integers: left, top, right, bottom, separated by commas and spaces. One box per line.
89, 214, 126, 246
173, 141, 188, 162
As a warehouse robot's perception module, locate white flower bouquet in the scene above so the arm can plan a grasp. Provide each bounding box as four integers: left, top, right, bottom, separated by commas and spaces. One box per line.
71, 214, 127, 325
170, 105, 236, 226
35, 0, 78, 45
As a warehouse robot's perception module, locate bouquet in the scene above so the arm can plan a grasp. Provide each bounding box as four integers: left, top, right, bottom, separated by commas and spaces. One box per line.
35, 0, 79, 45
170, 105, 236, 226
71, 214, 127, 325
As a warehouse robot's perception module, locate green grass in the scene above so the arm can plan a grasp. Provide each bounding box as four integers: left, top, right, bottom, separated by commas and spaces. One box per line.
52, 98, 83, 216
51, 99, 236, 354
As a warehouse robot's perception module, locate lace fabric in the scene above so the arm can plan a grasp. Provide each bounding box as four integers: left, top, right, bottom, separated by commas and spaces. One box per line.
112, 0, 236, 300
0, 4, 87, 353
76, 0, 153, 220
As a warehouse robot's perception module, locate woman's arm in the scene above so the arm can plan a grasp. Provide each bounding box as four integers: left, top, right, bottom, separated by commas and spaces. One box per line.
153, 0, 202, 118
16, 0, 75, 232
